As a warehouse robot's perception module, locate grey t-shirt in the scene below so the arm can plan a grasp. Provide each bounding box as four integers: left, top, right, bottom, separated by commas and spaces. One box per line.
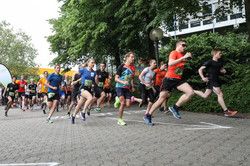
140, 67, 155, 84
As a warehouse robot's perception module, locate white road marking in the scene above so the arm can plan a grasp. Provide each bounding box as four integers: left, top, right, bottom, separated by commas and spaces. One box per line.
0, 162, 59, 166
107, 117, 232, 130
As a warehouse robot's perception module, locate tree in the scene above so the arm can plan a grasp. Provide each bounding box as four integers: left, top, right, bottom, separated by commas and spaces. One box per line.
47, 0, 202, 69
0, 21, 39, 76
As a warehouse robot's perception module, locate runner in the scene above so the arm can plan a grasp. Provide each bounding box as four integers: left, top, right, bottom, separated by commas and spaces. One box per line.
64, 75, 72, 110
194, 49, 238, 116
38, 71, 48, 114
27, 78, 37, 111
153, 61, 168, 112
103, 74, 112, 107
17, 75, 27, 111
91, 62, 109, 112
2, 76, 19, 117
114, 52, 135, 126
37, 78, 42, 106
58, 80, 67, 110
67, 66, 82, 118
45, 65, 63, 123
71, 59, 97, 124
145, 40, 194, 125
139, 59, 157, 118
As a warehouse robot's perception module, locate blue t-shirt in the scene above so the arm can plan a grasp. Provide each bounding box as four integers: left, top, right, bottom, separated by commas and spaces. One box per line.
47, 73, 63, 93
79, 68, 97, 87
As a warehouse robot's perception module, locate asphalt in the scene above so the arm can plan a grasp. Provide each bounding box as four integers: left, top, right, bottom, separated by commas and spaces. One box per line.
0, 103, 249, 166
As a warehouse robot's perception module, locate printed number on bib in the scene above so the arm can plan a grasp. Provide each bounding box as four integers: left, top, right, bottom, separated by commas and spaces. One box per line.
9, 92, 15, 96
124, 75, 132, 82
48, 92, 56, 98
84, 79, 92, 87
20, 84, 25, 87
31, 90, 36, 93
174, 67, 183, 76
98, 82, 104, 88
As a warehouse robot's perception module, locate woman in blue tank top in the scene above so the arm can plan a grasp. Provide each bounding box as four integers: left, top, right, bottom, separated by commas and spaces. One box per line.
71, 59, 97, 124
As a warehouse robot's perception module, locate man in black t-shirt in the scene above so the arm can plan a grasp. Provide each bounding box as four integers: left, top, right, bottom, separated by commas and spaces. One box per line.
91, 62, 109, 113
27, 79, 37, 111
194, 49, 237, 116
2, 76, 19, 117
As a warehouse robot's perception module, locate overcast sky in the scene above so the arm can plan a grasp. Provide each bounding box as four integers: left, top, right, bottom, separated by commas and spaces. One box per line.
0, 0, 62, 68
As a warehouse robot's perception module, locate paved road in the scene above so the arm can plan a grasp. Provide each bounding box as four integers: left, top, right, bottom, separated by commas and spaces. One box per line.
0, 104, 249, 166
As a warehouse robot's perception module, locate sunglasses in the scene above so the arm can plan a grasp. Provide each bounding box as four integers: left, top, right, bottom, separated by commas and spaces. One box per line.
182, 44, 187, 47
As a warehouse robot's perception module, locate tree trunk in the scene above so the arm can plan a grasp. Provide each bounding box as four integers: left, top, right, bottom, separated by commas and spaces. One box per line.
245, 0, 250, 43
114, 50, 121, 69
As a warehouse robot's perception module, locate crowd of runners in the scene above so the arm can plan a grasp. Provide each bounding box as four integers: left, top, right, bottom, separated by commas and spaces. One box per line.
1, 40, 238, 125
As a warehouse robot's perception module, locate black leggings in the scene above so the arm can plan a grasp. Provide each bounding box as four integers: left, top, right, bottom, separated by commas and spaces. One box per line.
139, 84, 154, 104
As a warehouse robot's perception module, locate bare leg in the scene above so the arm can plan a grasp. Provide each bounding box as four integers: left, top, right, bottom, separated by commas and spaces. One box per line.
176, 83, 194, 107
213, 87, 227, 111
149, 91, 170, 115
194, 89, 212, 99
48, 100, 59, 118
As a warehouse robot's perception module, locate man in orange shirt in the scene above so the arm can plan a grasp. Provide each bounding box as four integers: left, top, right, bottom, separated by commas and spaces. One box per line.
153, 61, 168, 112
145, 40, 194, 125
38, 71, 48, 114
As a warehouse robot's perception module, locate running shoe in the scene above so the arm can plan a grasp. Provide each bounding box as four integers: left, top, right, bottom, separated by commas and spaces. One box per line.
95, 107, 101, 112
71, 115, 75, 124
224, 110, 238, 116
139, 103, 143, 108
117, 119, 126, 126
67, 112, 70, 118
107, 102, 111, 107
114, 96, 120, 108
22, 108, 25, 111
87, 108, 91, 116
164, 109, 170, 113
144, 114, 154, 125
30, 106, 33, 111
159, 107, 164, 111
131, 96, 135, 103
169, 106, 181, 119
43, 110, 46, 114
80, 112, 86, 121
46, 118, 53, 123
5, 112, 8, 117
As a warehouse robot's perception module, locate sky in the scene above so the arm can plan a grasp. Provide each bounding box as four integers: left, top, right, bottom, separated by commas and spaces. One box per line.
0, 0, 62, 68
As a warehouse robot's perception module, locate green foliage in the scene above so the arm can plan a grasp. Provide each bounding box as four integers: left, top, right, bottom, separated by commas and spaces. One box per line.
160, 32, 250, 113
48, 0, 202, 69
0, 21, 39, 76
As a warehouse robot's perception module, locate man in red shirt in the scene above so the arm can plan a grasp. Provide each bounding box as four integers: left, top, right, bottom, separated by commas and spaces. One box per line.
145, 40, 194, 125
17, 75, 27, 111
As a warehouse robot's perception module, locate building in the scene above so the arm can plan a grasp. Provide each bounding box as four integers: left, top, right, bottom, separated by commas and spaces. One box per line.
166, 0, 246, 38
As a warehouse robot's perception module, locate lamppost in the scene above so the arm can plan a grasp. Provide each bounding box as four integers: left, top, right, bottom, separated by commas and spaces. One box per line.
149, 27, 164, 67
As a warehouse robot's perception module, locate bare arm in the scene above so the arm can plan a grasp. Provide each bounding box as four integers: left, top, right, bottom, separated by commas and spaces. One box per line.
168, 52, 192, 66
198, 66, 208, 82
115, 75, 128, 85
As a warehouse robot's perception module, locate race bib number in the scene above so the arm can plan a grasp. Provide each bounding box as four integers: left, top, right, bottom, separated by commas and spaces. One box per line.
66, 82, 70, 86
124, 75, 132, 82
31, 90, 36, 93
9, 92, 15, 96
20, 84, 25, 87
44, 86, 48, 89
98, 82, 104, 88
48, 92, 55, 99
174, 67, 183, 76
84, 79, 92, 87
145, 86, 152, 90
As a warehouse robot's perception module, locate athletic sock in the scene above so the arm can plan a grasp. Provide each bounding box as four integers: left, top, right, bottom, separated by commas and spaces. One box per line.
22, 101, 25, 109
173, 104, 179, 110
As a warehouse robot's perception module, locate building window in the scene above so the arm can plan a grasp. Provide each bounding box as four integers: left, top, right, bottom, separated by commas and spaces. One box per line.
179, 24, 188, 30
230, 13, 242, 20
216, 15, 228, 22
191, 20, 201, 28
203, 19, 213, 25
